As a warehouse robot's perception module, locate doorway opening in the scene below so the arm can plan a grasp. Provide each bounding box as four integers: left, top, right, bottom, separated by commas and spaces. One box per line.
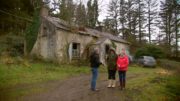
72, 43, 80, 59
105, 44, 110, 54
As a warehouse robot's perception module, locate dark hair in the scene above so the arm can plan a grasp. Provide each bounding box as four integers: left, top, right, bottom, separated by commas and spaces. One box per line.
109, 49, 116, 54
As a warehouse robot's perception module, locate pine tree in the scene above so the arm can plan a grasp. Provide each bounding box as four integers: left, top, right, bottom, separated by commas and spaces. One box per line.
131, 10, 138, 36
87, 0, 99, 28
0, 0, 35, 32
159, 0, 174, 50
87, 0, 93, 27
75, 1, 87, 26
136, 0, 146, 44
159, 0, 180, 57
59, 0, 67, 20
172, 0, 180, 57
145, 0, 158, 44
119, 0, 126, 38
103, 17, 117, 35
105, 0, 119, 35
93, 0, 99, 26
126, 0, 135, 35
59, 0, 75, 23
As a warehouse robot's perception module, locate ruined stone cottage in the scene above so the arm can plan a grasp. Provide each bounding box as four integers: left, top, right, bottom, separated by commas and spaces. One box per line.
31, 7, 130, 64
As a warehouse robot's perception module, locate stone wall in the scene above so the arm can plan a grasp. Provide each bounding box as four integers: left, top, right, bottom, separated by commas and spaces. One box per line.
55, 30, 95, 63
115, 42, 130, 55
31, 18, 56, 61
31, 18, 130, 64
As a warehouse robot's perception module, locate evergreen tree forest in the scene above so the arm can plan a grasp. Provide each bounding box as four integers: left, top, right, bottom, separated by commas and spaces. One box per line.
0, 0, 179, 59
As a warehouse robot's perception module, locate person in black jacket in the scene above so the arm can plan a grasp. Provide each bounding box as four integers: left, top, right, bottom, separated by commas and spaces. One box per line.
90, 49, 101, 91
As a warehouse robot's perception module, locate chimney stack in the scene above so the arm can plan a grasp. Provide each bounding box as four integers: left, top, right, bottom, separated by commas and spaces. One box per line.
40, 1, 49, 17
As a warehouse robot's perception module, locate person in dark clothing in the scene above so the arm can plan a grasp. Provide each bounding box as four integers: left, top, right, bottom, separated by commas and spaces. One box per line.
106, 48, 117, 88
90, 49, 101, 91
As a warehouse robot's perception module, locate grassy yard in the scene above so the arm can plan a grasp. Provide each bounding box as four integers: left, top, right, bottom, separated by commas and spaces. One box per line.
0, 61, 179, 101
125, 65, 180, 101
0, 61, 92, 101
0, 62, 91, 88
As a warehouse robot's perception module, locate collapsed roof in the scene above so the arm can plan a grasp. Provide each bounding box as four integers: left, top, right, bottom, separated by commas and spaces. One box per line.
43, 16, 130, 44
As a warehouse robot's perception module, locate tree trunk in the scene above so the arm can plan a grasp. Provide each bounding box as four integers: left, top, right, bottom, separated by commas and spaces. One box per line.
24, 38, 27, 56
148, 1, 151, 44
120, 0, 125, 39
138, 0, 142, 44
175, 8, 178, 57
127, 0, 132, 34
165, 13, 168, 45
168, 11, 172, 47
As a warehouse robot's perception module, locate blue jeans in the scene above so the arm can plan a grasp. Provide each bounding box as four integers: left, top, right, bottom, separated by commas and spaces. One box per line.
118, 71, 126, 82
91, 68, 98, 90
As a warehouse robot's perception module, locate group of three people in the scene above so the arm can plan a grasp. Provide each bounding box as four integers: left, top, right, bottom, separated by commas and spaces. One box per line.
90, 47, 129, 91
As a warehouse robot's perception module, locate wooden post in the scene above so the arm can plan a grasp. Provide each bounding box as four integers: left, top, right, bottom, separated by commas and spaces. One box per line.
24, 36, 27, 57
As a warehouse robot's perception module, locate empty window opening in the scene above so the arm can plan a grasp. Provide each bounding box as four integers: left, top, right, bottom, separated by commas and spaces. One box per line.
72, 43, 80, 58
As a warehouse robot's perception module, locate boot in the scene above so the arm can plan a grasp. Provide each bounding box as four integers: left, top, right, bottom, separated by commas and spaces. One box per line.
120, 81, 123, 90
107, 80, 112, 88
112, 80, 116, 88
123, 80, 126, 89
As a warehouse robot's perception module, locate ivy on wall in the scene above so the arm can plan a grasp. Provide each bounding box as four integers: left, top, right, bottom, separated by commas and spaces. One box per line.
25, 11, 40, 53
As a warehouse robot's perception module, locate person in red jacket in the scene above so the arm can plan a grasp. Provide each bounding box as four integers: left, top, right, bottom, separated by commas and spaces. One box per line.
116, 49, 129, 90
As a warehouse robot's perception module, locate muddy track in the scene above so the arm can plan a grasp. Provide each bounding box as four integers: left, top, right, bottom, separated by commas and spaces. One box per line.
19, 73, 143, 101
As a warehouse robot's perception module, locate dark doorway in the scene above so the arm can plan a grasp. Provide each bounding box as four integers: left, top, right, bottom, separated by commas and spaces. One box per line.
72, 43, 80, 58
105, 44, 110, 54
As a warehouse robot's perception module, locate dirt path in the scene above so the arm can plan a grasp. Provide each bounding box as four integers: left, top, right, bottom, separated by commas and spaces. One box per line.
18, 73, 143, 101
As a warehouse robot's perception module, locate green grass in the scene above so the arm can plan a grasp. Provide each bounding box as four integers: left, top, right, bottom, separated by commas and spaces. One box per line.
122, 65, 180, 101
0, 62, 91, 88
0, 62, 179, 101
0, 61, 92, 101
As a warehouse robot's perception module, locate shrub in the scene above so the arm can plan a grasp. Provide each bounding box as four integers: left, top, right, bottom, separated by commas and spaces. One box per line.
158, 59, 180, 100
158, 59, 180, 70
135, 45, 165, 59
0, 34, 24, 56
